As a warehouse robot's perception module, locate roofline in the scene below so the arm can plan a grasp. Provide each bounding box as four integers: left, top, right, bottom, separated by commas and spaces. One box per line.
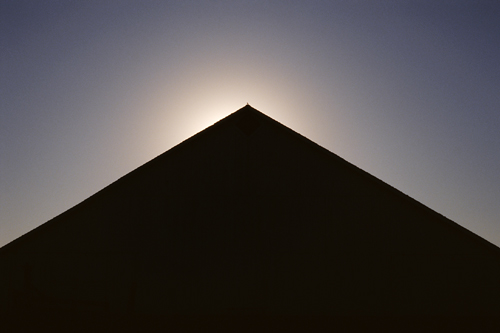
2, 105, 500, 260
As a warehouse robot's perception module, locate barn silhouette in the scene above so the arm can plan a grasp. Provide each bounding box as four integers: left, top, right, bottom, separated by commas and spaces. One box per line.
1, 105, 500, 331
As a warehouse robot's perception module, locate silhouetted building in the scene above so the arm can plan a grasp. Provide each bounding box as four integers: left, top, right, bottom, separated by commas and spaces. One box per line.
1, 105, 500, 331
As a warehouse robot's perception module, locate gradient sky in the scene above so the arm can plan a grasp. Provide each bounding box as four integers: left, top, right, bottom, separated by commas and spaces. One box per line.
1, 1, 499, 249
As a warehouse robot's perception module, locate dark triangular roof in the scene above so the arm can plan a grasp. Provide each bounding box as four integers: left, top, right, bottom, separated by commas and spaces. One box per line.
2, 105, 500, 330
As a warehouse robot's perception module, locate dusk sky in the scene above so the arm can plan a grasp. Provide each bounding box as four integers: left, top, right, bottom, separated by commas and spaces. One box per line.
1, 1, 499, 249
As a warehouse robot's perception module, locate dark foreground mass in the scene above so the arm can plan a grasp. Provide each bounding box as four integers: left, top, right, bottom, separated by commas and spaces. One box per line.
2, 106, 500, 331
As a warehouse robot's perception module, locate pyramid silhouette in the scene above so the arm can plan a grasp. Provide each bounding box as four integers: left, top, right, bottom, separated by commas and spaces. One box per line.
1, 105, 500, 331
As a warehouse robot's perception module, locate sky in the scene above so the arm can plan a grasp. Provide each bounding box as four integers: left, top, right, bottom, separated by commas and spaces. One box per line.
1, 1, 499, 249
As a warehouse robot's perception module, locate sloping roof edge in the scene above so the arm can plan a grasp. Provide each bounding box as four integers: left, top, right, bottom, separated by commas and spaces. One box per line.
2, 105, 500, 259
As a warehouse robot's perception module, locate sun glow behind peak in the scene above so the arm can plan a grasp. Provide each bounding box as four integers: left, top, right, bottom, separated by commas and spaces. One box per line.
142, 50, 319, 153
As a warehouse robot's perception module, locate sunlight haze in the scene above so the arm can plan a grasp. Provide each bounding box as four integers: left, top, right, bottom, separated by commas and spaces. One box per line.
1, 1, 499, 248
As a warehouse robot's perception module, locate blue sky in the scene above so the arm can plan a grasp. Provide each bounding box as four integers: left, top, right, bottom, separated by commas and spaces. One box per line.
1, 1, 500, 248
